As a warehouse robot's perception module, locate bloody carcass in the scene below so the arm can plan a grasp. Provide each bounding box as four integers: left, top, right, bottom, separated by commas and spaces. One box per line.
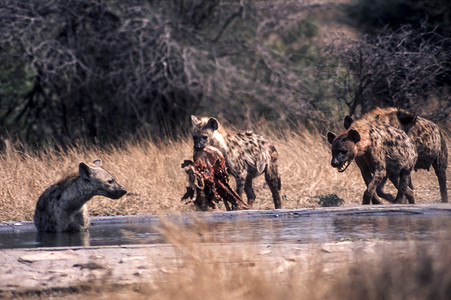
181, 145, 250, 211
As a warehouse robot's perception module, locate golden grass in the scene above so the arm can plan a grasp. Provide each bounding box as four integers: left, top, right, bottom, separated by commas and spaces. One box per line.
0, 128, 449, 222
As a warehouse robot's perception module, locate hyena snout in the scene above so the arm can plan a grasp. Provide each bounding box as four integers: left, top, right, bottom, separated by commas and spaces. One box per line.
331, 157, 342, 168
193, 135, 208, 151
103, 182, 127, 199
330, 151, 353, 172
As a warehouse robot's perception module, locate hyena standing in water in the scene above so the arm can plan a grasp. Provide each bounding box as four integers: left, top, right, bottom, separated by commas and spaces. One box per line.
344, 107, 448, 203
34, 159, 127, 232
191, 115, 282, 209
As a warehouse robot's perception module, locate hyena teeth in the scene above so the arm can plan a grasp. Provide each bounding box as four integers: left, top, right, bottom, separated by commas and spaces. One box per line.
339, 161, 348, 172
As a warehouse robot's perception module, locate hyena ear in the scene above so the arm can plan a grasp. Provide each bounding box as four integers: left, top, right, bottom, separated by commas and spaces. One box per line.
327, 132, 336, 144
348, 129, 361, 143
191, 115, 199, 126
343, 115, 354, 129
397, 111, 417, 125
207, 118, 219, 131
93, 159, 102, 167
79, 162, 92, 180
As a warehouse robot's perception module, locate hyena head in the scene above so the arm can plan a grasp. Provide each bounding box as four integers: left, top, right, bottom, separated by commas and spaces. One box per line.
79, 159, 127, 199
327, 130, 360, 172
191, 115, 220, 151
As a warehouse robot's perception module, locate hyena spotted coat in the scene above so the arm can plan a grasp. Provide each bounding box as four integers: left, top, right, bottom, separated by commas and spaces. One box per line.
34, 160, 127, 232
191, 115, 282, 209
327, 118, 418, 205
344, 107, 448, 203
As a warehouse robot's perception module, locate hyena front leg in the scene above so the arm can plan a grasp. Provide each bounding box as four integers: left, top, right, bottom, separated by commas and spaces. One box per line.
363, 166, 385, 205
376, 177, 396, 203
356, 159, 382, 204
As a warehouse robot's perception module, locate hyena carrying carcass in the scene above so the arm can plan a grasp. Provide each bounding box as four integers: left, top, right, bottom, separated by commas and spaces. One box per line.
344, 107, 448, 203
34, 159, 127, 232
327, 118, 418, 204
191, 115, 282, 209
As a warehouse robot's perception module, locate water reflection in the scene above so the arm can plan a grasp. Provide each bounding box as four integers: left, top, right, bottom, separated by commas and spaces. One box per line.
36, 231, 90, 247
332, 215, 450, 241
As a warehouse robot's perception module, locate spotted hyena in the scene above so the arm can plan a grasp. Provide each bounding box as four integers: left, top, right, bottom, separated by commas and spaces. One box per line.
191, 115, 281, 209
344, 107, 448, 203
327, 119, 418, 204
34, 159, 127, 232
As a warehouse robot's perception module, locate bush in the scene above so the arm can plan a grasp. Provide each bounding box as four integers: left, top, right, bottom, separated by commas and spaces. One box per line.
324, 25, 451, 120
0, 0, 324, 147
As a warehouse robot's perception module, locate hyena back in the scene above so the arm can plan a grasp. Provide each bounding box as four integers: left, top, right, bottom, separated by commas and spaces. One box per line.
344, 107, 448, 203
191, 115, 282, 209
328, 119, 418, 205
34, 160, 127, 232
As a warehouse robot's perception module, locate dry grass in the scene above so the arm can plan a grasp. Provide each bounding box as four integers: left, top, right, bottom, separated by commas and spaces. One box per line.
0, 128, 449, 222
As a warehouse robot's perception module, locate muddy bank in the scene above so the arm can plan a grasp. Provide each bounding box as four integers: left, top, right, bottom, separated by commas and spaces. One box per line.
1, 241, 421, 297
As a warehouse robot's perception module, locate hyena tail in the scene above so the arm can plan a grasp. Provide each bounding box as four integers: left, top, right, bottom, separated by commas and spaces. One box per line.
265, 145, 282, 209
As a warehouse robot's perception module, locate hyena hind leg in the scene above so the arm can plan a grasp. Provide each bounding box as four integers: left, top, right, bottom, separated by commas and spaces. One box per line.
265, 166, 282, 209
244, 176, 256, 207
432, 159, 448, 203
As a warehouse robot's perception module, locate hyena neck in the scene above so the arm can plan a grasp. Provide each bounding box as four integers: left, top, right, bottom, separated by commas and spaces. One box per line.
211, 130, 229, 152
61, 176, 96, 214
355, 133, 371, 156
349, 122, 371, 156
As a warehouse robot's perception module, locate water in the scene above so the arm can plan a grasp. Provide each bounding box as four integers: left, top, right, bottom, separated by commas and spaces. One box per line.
1, 206, 450, 249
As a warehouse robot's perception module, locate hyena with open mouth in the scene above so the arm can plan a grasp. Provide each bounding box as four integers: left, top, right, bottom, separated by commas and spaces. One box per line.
328, 118, 417, 205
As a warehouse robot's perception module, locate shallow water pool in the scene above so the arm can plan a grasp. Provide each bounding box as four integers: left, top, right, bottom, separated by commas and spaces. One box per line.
1, 205, 450, 249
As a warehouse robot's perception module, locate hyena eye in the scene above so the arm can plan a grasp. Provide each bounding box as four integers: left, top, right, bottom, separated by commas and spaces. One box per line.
202, 136, 208, 140
107, 179, 114, 184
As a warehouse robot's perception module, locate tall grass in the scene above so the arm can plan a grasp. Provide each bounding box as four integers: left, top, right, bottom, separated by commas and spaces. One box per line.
0, 128, 449, 222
